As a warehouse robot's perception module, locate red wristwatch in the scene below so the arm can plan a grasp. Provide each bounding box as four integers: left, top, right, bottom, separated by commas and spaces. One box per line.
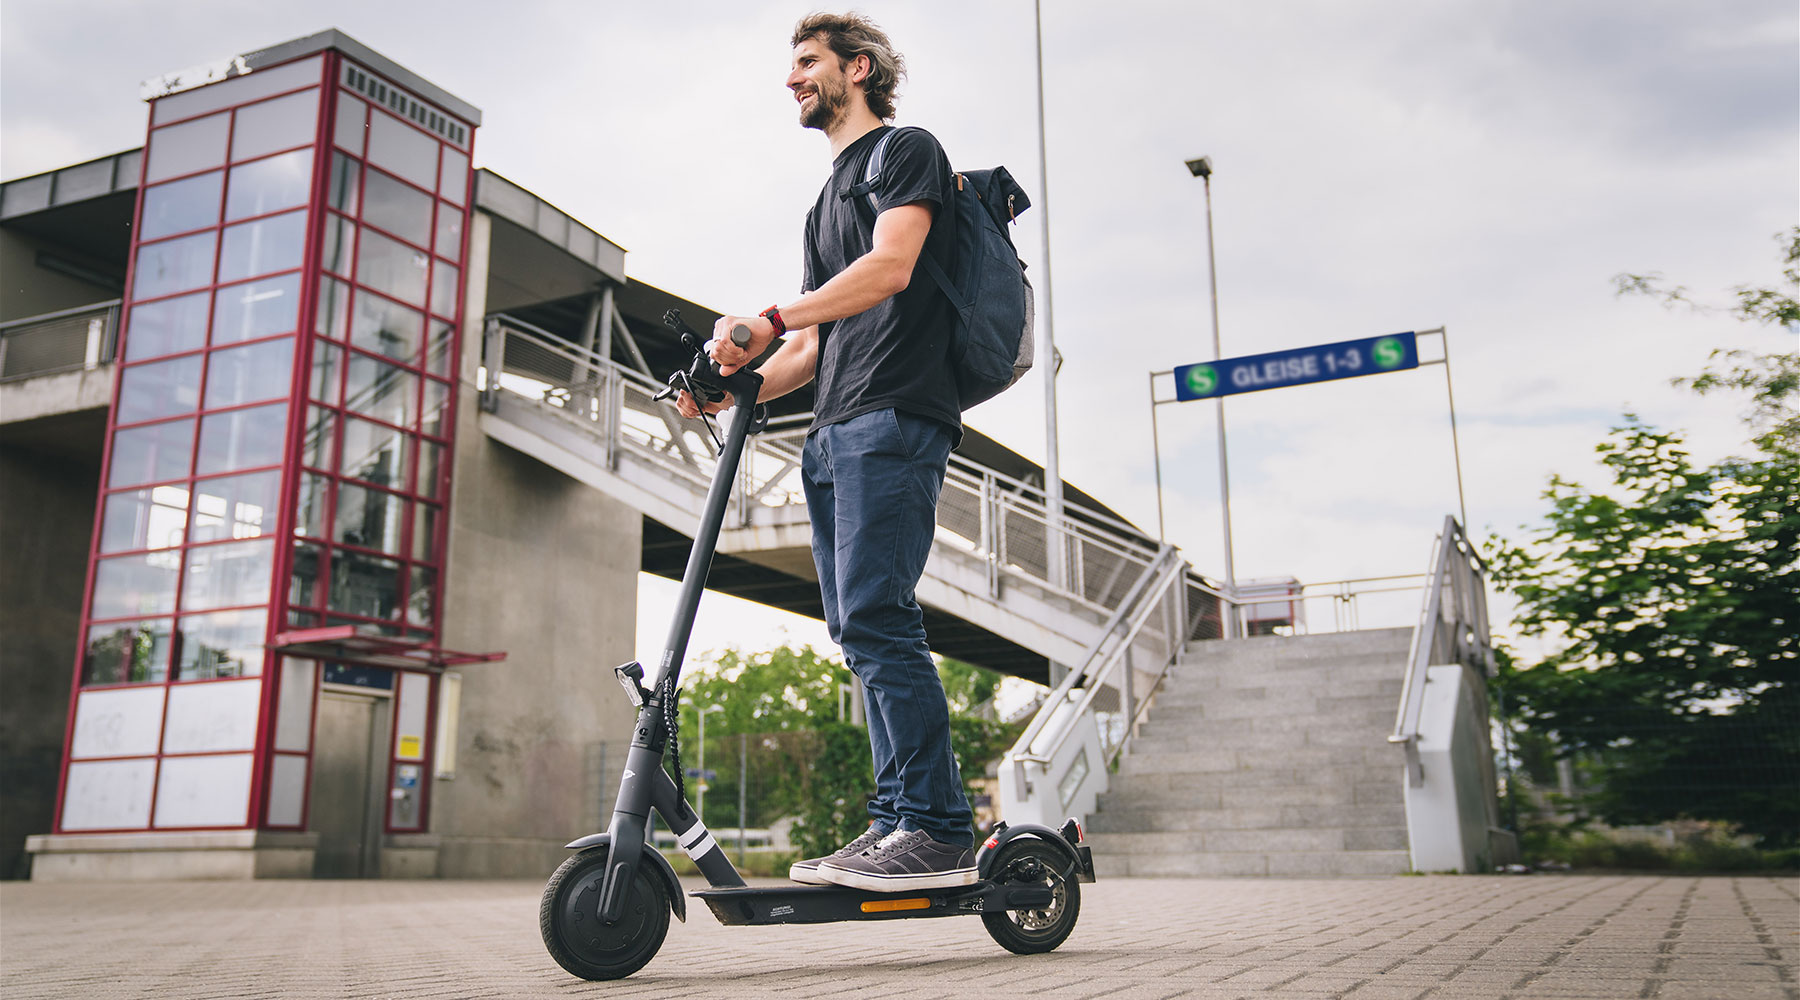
760, 306, 786, 337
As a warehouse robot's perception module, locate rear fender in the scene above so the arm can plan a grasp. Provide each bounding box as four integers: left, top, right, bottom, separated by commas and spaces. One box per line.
563, 832, 686, 923
976, 820, 1096, 883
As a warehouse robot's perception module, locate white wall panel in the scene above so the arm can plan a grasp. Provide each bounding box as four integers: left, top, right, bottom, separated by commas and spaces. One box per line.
153, 753, 252, 827
274, 658, 317, 752
393, 672, 429, 761
163, 679, 262, 753
266, 753, 309, 827
61, 758, 157, 830
70, 686, 166, 759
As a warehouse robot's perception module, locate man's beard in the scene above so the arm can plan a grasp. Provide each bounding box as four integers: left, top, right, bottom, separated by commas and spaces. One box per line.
799, 77, 850, 131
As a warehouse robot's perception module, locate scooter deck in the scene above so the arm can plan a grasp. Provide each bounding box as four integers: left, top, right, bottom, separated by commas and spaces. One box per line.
691, 880, 1055, 926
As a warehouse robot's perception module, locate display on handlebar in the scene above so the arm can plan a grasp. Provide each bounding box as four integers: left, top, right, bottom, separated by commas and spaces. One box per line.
651, 311, 767, 439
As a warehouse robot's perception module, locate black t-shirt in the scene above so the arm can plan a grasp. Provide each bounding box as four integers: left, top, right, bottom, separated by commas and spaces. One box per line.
803, 126, 961, 439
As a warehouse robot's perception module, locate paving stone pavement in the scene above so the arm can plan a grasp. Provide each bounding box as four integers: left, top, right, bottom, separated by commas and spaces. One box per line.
1, 875, 1794, 999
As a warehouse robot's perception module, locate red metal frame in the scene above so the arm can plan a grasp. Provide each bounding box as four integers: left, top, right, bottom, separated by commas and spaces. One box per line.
53, 46, 483, 845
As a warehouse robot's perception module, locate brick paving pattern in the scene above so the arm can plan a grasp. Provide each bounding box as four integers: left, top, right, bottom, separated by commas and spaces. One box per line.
1, 875, 1794, 998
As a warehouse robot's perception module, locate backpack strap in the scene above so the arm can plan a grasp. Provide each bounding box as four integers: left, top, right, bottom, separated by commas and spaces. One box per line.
841, 127, 968, 313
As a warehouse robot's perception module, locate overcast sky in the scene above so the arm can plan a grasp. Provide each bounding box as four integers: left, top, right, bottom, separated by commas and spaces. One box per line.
5, 0, 1795, 667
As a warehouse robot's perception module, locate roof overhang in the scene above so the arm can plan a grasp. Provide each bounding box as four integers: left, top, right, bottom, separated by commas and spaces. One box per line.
270, 625, 505, 671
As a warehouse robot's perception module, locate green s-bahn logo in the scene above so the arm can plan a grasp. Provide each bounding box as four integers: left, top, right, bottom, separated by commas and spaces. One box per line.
1184, 365, 1219, 397
1373, 337, 1407, 370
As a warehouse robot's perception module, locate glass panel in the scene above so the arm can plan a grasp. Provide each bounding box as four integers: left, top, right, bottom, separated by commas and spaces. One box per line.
180, 537, 274, 612
301, 407, 336, 470
320, 215, 356, 276
108, 418, 194, 487
420, 379, 450, 438
212, 273, 302, 344
153, 55, 322, 126
327, 152, 360, 214
91, 552, 179, 619
309, 342, 344, 405
335, 92, 367, 155
433, 205, 462, 263
316, 276, 351, 340
341, 415, 410, 489
133, 231, 217, 300
82, 619, 173, 685
355, 229, 428, 307
361, 167, 432, 247
144, 112, 229, 183
140, 171, 223, 240
116, 355, 202, 424
334, 482, 403, 555
438, 148, 469, 205
417, 441, 444, 500
346, 352, 415, 429
350, 292, 421, 362
411, 502, 439, 563
296, 473, 330, 537
407, 566, 436, 625
125, 291, 209, 361
230, 89, 320, 162
430, 260, 458, 320
189, 471, 279, 543
289, 541, 323, 609
176, 608, 268, 679
425, 320, 453, 378
100, 485, 190, 553
225, 148, 313, 220
218, 209, 306, 282
204, 337, 294, 409
195, 402, 288, 475
329, 549, 403, 620
366, 110, 438, 191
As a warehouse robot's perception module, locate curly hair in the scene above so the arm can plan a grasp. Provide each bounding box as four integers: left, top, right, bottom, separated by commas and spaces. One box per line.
791, 12, 907, 121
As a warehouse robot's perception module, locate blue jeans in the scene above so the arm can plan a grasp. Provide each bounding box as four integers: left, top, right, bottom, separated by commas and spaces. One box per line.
802, 408, 973, 848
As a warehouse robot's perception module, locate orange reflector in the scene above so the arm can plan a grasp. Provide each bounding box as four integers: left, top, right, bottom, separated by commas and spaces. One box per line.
861, 897, 930, 913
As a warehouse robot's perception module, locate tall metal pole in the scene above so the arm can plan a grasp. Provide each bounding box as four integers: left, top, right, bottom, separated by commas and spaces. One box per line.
1150, 371, 1167, 542
1435, 328, 1470, 530
1033, 0, 1066, 593
1196, 163, 1238, 636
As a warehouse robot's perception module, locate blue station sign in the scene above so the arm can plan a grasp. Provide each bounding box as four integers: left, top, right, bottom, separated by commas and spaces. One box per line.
1175, 331, 1419, 401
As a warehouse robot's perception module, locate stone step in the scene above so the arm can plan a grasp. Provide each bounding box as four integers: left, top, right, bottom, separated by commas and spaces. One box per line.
1098, 764, 1399, 800
1132, 707, 1395, 750
1085, 802, 1406, 834
1148, 681, 1402, 718
1086, 825, 1409, 856
1182, 627, 1413, 661
1091, 848, 1412, 878
1102, 776, 1401, 812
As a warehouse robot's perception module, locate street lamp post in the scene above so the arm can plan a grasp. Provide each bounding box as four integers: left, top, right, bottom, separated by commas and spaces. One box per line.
1185, 155, 1239, 637
696, 704, 724, 823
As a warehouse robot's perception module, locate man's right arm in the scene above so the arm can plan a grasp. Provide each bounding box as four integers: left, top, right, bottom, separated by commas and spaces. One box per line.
675, 324, 818, 418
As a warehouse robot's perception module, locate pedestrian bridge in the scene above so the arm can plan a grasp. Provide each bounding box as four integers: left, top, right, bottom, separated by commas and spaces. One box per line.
475, 306, 1218, 688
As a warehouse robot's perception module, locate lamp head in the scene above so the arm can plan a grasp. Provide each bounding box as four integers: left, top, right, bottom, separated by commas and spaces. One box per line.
1185, 156, 1213, 179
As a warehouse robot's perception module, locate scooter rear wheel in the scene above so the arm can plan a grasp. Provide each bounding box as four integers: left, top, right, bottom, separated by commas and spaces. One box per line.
981, 837, 1081, 954
540, 846, 670, 980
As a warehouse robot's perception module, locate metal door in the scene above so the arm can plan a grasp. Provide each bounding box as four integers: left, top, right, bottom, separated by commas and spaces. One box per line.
310, 689, 391, 877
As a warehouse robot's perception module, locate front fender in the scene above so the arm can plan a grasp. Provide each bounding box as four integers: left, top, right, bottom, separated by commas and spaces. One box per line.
563, 832, 686, 923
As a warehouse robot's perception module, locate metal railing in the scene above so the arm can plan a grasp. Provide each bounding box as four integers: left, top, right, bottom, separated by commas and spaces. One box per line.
1390, 515, 1496, 786
478, 313, 1173, 616
0, 300, 121, 382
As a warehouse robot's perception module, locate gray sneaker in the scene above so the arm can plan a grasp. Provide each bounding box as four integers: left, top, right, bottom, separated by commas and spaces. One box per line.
789, 826, 888, 885
817, 828, 977, 892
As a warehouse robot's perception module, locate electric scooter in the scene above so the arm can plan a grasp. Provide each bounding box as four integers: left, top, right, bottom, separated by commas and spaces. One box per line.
539, 311, 1096, 981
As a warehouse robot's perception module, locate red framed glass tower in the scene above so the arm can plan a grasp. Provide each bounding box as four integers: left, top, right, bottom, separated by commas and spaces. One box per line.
51, 35, 483, 853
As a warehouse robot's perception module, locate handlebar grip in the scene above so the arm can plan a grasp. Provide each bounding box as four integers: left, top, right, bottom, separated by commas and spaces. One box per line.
731, 324, 752, 348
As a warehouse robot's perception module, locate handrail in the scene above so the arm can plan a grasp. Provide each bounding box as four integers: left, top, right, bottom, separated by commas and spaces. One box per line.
0, 300, 121, 382
1004, 544, 1187, 790
1389, 515, 1494, 786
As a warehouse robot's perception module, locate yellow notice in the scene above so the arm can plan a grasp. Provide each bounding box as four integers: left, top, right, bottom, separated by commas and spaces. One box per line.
399, 735, 422, 759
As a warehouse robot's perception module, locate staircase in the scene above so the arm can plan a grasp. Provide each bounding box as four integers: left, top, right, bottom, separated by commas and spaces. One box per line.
1086, 627, 1413, 877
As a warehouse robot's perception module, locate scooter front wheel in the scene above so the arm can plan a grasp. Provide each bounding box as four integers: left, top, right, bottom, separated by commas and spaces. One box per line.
981, 837, 1081, 954
540, 846, 670, 980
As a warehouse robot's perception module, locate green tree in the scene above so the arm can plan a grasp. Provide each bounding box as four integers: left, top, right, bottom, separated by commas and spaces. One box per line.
1490, 230, 1800, 846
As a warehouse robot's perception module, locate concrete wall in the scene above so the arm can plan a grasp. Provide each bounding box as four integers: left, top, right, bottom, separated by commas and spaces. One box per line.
0, 418, 103, 878
0, 227, 121, 323
431, 212, 642, 877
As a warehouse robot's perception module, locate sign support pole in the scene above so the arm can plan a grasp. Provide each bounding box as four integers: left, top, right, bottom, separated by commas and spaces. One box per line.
1416, 327, 1469, 529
